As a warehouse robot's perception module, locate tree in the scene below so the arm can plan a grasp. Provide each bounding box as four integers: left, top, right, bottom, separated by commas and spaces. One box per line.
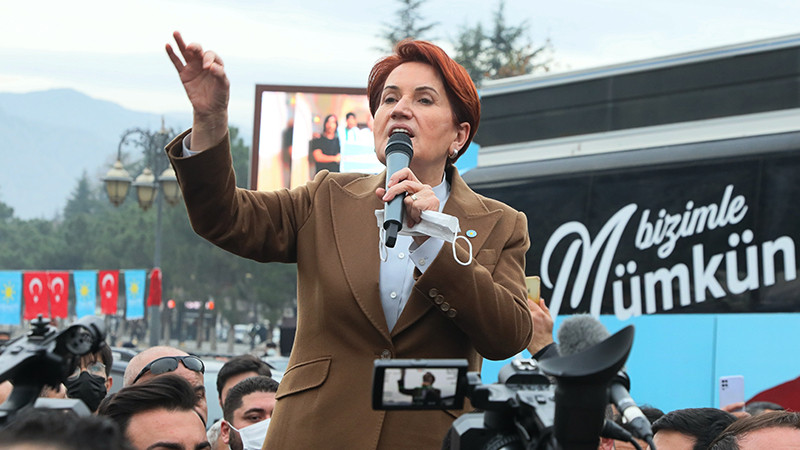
453, 0, 553, 86
377, 0, 439, 52
63, 171, 97, 218
0, 125, 297, 345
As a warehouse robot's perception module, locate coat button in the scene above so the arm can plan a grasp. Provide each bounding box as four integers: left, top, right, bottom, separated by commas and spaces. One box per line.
428, 288, 439, 298
434, 295, 444, 305
380, 349, 392, 359
440, 302, 450, 312
447, 309, 457, 318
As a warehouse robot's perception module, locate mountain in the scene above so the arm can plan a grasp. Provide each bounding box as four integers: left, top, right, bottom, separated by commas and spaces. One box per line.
0, 89, 252, 220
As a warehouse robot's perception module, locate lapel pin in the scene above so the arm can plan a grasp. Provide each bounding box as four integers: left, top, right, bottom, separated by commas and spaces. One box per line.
466, 229, 477, 238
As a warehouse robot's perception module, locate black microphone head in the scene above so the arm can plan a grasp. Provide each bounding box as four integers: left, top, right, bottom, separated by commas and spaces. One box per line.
386, 132, 413, 157
557, 314, 610, 357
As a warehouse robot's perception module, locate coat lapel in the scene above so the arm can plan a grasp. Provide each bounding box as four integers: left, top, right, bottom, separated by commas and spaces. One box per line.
391, 168, 503, 337
329, 172, 392, 342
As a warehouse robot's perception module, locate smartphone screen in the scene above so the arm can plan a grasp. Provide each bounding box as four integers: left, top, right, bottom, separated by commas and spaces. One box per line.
719, 375, 745, 411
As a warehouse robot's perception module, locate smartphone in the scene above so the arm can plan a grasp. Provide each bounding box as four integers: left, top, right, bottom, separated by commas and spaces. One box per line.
719, 375, 745, 411
526, 276, 541, 304
372, 359, 468, 410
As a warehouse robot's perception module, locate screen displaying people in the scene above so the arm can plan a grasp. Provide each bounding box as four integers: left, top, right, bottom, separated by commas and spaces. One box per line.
381, 368, 458, 408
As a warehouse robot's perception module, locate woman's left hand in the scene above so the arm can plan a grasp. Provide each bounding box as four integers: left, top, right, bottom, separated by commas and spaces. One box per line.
375, 167, 438, 244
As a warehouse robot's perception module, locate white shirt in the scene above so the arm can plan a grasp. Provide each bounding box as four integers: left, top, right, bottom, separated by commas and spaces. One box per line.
379, 180, 448, 331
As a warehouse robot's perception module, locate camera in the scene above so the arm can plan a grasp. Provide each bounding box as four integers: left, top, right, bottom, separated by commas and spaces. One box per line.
0, 314, 106, 425
373, 325, 634, 450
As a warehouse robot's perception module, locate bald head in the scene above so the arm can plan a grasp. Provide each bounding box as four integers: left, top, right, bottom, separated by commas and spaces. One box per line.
124, 346, 190, 387
123, 346, 208, 424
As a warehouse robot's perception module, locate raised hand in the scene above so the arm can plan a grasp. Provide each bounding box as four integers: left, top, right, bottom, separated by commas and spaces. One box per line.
166, 31, 229, 150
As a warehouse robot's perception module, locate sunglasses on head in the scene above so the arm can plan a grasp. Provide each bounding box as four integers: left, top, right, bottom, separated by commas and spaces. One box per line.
132, 355, 205, 384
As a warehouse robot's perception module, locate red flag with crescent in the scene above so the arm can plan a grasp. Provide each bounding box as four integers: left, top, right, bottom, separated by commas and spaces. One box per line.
147, 267, 162, 307
23, 271, 50, 320
48, 271, 69, 318
99, 270, 119, 314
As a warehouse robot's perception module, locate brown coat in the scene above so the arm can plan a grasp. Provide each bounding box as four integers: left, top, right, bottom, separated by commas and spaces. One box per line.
166, 131, 532, 449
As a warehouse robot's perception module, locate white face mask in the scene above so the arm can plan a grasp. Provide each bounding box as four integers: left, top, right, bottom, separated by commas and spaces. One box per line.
228, 418, 270, 450
375, 209, 473, 266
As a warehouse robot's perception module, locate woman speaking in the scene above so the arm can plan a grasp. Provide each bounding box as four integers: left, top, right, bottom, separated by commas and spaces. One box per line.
165, 31, 532, 449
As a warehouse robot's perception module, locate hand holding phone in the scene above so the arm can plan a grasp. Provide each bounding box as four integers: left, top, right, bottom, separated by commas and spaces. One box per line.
526, 276, 541, 305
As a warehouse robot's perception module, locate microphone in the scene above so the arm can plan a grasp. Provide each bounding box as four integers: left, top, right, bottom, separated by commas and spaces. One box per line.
383, 132, 413, 248
556, 314, 610, 356
609, 371, 653, 443
557, 314, 654, 443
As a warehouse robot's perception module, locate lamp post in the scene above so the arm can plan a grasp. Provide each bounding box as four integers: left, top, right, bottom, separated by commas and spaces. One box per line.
103, 120, 180, 347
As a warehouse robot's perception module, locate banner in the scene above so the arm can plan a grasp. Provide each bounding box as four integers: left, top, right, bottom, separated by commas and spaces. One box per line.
147, 267, 162, 307
0, 271, 22, 325
99, 270, 119, 315
125, 269, 146, 320
47, 271, 69, 319
23, 271, 49, 320
73, 270, 97, 318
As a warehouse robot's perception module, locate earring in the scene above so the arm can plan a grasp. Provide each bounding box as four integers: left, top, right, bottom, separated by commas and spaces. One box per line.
449, 148, 458, 159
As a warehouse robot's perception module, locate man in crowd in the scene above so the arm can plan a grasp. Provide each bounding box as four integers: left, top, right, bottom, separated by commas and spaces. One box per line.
745, 400, 784, 416
709, 410, 800, 449
123, 345, 207, 424
651, 407, 737, 450
220, 376, 279, 450
65, 341, 114, 412
208, 354, 273, 449
0, 408, 129, 450
98, 374, 210, 450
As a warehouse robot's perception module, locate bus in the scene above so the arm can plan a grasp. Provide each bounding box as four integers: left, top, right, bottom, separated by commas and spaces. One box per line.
467, 34, 800, 413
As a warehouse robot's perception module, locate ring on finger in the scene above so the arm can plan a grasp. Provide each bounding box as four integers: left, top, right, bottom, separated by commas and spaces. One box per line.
410, 193, 419, 201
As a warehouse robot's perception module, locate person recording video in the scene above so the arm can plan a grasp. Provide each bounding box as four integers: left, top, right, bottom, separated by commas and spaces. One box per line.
165, 31, 532, 449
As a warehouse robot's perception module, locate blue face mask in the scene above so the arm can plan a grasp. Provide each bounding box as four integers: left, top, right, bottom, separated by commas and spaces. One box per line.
228, 418, 270, 450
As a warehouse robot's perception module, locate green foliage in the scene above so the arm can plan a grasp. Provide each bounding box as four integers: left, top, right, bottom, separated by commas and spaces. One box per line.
377, 0, 439, 52
0, 126, 297, 330
452, 0, 553, 86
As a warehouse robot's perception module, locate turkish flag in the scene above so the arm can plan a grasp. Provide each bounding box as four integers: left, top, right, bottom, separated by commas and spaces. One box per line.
99, 270, 119, 315
48, 272, 70, 318
23, 271, 50, 320
147, 268, 162, 307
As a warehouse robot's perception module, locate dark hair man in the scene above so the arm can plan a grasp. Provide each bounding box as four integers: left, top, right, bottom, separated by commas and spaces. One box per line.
709, 410, 800, 449
207, 354, 272, 448
221, 376, 279, 450
651, 407, 737, 450
97, 374, 209, 450
0, 408, 130, 450
745, 400, 785, 416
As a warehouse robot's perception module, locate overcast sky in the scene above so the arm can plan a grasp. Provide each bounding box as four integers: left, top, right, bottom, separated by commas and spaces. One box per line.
2, 0, 799, 130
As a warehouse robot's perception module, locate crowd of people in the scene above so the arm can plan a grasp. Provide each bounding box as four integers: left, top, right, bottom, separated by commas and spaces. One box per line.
0, 342, 280, 450
0, 301, 797, 449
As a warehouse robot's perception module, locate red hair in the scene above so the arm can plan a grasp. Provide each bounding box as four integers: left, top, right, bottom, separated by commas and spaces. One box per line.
367, 39, 480, 160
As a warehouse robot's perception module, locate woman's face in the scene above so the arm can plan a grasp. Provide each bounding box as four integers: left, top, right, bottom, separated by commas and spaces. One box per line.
324, 115, 337, 133
373, 62, 469, 184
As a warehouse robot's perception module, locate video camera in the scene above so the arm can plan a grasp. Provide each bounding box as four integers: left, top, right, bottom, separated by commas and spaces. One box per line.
0, 314, 106, 425
373, 325, 635, 450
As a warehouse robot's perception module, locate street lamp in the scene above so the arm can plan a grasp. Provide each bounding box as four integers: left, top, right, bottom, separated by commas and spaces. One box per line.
103, 119, 180, 346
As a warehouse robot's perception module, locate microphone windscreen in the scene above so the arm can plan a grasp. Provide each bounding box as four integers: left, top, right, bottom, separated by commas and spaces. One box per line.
386, 132, 413, 155
556, 314, 610, 356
